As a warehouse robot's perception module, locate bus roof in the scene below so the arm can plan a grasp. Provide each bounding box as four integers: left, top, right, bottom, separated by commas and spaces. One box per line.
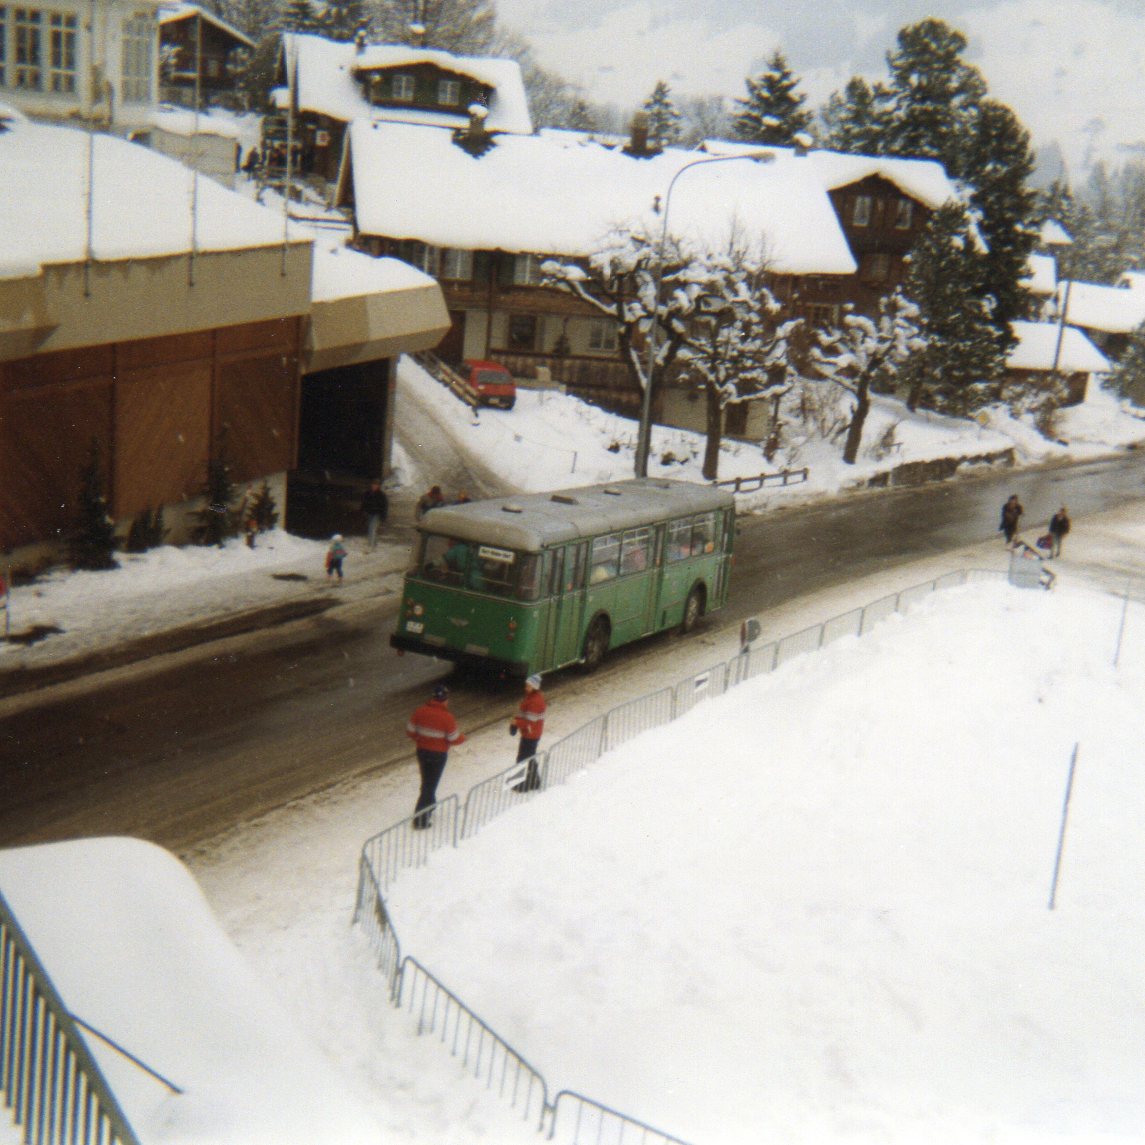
419, 478, 735, 551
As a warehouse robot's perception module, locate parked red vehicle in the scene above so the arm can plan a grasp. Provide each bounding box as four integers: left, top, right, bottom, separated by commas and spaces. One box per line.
464, 360, 516, 409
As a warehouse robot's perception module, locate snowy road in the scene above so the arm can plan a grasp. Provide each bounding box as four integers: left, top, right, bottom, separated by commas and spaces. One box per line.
2, 453, 1145, 851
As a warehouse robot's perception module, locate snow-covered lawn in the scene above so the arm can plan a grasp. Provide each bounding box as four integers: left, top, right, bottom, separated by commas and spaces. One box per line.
4, 572, 1145, 1144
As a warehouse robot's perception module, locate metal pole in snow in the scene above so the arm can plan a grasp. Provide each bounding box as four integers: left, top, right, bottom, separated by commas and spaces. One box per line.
1113, 580, 1131, 669
1048, 743, 1079, 911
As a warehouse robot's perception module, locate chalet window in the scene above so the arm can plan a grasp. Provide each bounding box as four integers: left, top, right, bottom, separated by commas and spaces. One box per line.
437, 78, 461, 106
803, 303, 839, 329
14, 8, 43, 90
122, 14, 154, 103
48, 11, 75, 93
511, 253, 543, 286
852, 195, 872, 227
725, 403, 749, 436
860, 253, 892, 283
587, 318, 618, 353
894, 198, 914, 229
440, 248, 473, 281
508, 314, 538, 350
0, 9, 7, 87
396, 240, 436, 274
391, 73, 415, 102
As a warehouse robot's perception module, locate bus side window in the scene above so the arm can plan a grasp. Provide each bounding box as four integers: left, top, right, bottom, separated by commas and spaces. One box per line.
620, 527, 651, 573
590, 534, 619, 583
667, 518, 692, 562
693, 512, 715, 555
544, 549, 564, 597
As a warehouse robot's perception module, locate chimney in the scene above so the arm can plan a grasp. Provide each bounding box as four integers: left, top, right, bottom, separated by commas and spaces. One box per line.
408, 21, 426, 48
454, 103, 494, 156
354, 28, 367, 55
625, 111, 651, 157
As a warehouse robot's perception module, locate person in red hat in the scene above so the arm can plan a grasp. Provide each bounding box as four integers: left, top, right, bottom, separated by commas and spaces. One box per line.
509, 673, 546, 792
406, 683, 465, 828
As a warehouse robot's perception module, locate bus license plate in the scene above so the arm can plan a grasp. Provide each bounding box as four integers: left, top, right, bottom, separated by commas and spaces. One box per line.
406, 620, 425, 633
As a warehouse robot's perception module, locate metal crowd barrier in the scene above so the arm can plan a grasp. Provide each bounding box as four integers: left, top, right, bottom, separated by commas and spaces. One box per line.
355, 568, 1008, 1144
1, 891, 141, 1145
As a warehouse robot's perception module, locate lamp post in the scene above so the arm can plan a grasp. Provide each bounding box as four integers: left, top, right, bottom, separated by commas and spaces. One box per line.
634, 150, 775, 478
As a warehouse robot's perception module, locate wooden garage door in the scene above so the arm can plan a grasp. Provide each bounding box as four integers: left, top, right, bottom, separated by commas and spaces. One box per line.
0, 377, 113, 550
114, 361, 212, 518
216, 351, 299, 484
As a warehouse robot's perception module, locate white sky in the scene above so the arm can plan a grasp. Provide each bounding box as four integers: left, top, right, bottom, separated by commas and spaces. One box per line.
3, 360, 1145, 1143
494, 0, 1145, 179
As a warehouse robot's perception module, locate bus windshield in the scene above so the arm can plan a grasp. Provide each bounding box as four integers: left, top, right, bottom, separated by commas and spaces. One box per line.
416, 534, 541, 600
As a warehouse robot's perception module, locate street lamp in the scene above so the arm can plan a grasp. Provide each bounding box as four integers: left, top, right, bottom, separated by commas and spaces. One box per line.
634, 150, 776, 478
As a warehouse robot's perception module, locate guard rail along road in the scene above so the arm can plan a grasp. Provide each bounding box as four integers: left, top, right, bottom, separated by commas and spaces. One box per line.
353, 568, 1008, 1145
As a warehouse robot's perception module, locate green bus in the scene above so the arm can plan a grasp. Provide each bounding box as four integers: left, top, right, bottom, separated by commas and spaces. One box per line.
390, 478, 735, 677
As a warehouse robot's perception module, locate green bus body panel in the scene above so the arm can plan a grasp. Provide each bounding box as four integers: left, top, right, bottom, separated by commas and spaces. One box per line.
391, 478, 735, 677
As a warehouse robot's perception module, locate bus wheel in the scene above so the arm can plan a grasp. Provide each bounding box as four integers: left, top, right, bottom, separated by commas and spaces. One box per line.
581, 617, 610, 672
680, 586, 705, 634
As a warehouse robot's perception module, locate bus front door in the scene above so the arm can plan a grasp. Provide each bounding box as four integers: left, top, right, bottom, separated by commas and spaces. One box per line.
546, 544, 587, 668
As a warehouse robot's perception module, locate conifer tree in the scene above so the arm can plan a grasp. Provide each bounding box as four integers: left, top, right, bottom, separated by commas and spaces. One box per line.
1108, 320, 1145, 405
900, 202, 1007, 415
820, 76, 890, 155
316, 0, 367, 40
69, 439, 118, 571
191, 439, 240, 548
643, 81, 682, 150
883, 19, 986, 176
279, 0, 320, 33
733, 50, 814, 146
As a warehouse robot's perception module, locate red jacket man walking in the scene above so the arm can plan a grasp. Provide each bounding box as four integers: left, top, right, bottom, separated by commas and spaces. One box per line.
510, 673, 546, 792
407, 684, 465, 828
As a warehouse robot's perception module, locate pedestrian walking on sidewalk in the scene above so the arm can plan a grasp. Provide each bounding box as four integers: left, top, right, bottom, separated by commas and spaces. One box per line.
999, 494, 1023, 546
361, 480, 389, 550
406, 684, 465, 828
510, 674, 546, 792
325, 534, 348, 582
1048, 506, 1071, 557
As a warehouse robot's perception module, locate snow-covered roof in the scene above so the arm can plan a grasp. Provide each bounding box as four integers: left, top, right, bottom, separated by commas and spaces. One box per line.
343, 122, 857, 275
151, 103, 242, 139
276, 33, 532, 135
1039, 218, 1073, 247
0, 118, 308, 281
1023, 252, 1057, 296
1116, 270, 1145, 293
158, 3, 254, 48
703, 139, 959, 211
1007, 320, 1111, 374
1057, 280, 1145, 335
310, 245, 439, 303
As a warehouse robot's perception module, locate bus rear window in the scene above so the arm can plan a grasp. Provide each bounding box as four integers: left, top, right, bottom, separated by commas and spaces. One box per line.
416, 535, 540, 599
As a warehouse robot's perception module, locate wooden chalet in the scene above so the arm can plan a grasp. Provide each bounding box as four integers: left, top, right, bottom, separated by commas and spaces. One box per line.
159, 3, 255, 109
1004, 321, 1110, 406
334, 118, 963, 441
269, 32, 532, 183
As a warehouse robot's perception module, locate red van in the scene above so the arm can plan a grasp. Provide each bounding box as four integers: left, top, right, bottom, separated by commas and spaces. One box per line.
464, 360, 516, 409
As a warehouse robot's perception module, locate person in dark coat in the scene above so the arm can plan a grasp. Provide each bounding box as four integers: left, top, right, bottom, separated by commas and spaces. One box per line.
509, 674, 546, 792
406, 684, 465, 828
360, 480, 389, 550
416, 485, 445, 520
999, 494, 1023, 545
1048, 505, 1071, 557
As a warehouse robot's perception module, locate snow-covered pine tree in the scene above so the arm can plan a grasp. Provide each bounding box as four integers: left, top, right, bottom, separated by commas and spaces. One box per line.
279, 0, 320, 33
961, 99, 1039, 333
643, 81, 682, 150
316, 0, 367, 40
1108, 319, 1145, 406
811, 294, 922, 464
69, 439, 118, 571
882, 18, 986, 175
732, 50, 814, 146
819, 76, 890, 155
901, 201, 1007, 415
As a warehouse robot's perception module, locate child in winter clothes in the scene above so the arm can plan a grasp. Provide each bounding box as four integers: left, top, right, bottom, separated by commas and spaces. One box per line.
325, 534, 348, 581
